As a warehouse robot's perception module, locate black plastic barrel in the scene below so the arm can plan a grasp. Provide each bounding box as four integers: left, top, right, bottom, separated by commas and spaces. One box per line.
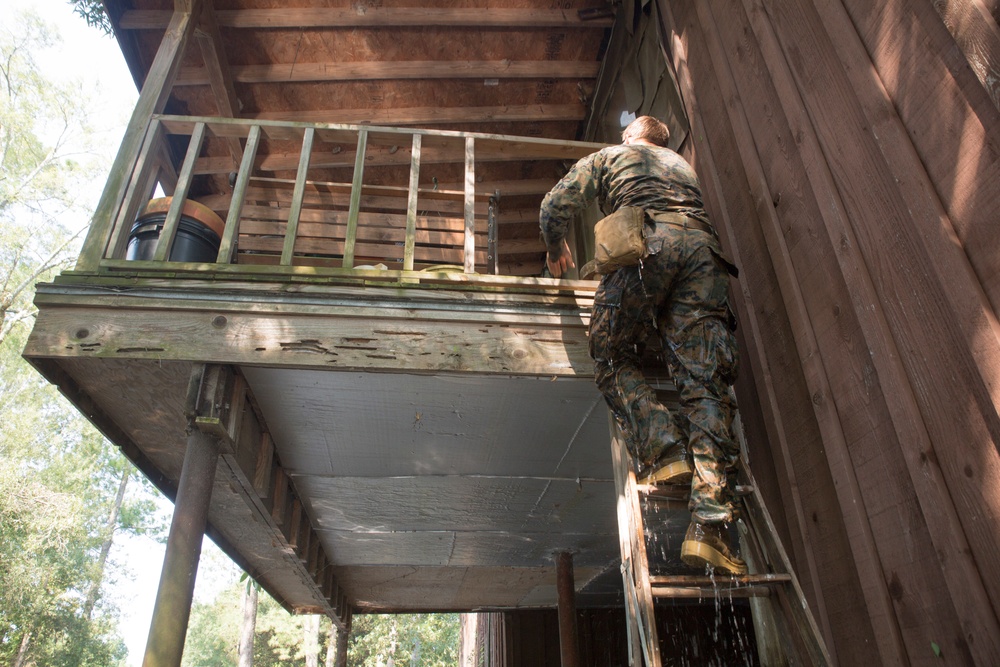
126, 212, 222, 262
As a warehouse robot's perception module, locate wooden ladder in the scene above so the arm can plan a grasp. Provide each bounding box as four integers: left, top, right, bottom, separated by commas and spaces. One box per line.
610, 417, 832, 666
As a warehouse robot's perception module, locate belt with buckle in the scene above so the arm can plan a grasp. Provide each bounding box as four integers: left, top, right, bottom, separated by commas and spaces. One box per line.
648, 211, 716, 236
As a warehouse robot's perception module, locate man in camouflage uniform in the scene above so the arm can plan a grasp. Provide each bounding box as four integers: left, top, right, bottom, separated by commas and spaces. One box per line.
540, 116, 746, 575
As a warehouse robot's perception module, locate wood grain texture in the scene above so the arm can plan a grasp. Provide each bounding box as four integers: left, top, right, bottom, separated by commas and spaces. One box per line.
120, 8, 613, 30
664, 0, 1000, 662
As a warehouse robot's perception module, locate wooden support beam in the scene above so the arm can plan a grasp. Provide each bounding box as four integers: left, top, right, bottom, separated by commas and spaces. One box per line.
120, 8, 614, 30
193, 3, 244, 165
253, 433, 274, 498
143, 362, 219, 667
176, 61, 600, 86
556, 552, 579, 667
107, 119, 166, 260
250, 104, 586, 127
77, 9, 199, 270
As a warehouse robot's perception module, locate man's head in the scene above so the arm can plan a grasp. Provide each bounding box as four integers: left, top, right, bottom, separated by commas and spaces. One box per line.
621, 116, 670, 147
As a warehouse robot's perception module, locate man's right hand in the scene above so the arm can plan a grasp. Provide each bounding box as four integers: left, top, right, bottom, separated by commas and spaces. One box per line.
546, 239, 576, 278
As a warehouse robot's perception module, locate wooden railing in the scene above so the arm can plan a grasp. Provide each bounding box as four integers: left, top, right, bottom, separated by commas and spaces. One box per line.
77, 115, 605, 281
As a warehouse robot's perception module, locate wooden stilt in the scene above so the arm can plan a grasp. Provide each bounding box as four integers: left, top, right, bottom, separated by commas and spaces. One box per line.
141, 425, 221, 667
334, 618, 350, 667
556, 552, 579, 667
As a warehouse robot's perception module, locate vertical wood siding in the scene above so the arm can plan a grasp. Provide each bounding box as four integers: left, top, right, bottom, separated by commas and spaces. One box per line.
658, 0, 1000, 664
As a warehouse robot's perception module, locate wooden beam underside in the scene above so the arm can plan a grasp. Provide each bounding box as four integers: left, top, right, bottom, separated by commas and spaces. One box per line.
175, 61, 600, 86
26, 281, 595, 376
119, 8, 614, 30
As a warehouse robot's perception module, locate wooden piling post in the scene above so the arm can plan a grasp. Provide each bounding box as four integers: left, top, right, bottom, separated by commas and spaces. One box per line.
556, 551, 580, 667
141, 426, 221, 667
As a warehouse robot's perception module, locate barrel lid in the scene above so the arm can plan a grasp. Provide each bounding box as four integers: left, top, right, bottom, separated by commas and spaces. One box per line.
139, 197, 226, 238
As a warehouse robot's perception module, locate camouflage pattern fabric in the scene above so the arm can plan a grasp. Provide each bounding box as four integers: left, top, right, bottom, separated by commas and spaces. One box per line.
540, 143, 741, 523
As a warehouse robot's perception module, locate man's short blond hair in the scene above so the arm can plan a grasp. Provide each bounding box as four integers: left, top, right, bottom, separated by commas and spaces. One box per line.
622, 116, 670, 147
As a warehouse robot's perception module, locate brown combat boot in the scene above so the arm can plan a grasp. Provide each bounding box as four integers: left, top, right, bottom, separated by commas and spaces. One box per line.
636, 448, 692, 486
680, 521, 748, 575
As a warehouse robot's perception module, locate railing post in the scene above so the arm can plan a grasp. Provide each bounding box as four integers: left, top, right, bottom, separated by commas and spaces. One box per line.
217, 124, 261, 264
463, 137, 476, 274
342, 129, 368, 269
281, 127, 315, 266
152, 122, 207, 262
402, 133, 422, 271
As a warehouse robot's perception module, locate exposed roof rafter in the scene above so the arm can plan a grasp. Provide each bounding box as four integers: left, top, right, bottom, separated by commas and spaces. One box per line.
175, 61, 600, 86
120, 7, 614, 30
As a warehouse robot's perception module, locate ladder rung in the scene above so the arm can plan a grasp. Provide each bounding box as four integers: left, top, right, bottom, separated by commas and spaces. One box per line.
651, 585, 773, 599
648, 573, 792, 586
637, 483, 755, 498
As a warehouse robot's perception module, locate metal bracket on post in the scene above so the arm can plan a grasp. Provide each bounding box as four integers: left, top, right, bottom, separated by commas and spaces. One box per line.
487, 190, 501, 275
189, 364, 243, 454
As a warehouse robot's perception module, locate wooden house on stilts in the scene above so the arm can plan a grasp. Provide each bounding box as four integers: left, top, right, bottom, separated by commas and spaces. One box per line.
22, 0, 1000, 664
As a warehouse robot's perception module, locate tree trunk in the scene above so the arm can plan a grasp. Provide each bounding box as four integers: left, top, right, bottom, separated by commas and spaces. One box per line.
324, 620, 337, 667
334, 623, 349, 667
238, 583, 258, 667
12, 629, 31, 667
82, 468, 130, 620
409, 635, 420, 667
304, 615, 320, 667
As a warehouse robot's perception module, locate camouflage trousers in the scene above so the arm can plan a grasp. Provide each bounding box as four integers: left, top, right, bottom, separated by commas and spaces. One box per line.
590, 224, 741, 523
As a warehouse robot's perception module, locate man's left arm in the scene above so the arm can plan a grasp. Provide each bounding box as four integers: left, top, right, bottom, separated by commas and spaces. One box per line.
539, 154, 601, 278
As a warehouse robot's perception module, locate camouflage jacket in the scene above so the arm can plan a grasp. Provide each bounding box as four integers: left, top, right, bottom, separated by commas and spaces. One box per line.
539, 144, 709, 251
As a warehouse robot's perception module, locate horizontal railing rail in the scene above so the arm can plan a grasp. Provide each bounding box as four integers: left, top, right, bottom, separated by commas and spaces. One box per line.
77, 114, 606, 282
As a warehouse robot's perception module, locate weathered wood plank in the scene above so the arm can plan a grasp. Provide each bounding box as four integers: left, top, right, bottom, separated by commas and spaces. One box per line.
175, 61, 600, 86
76, 9, 198, 270
843, 0, 1000, 328
152, 121, 206, 262
342, 130, 367, 269
107, 119, 165, 260
249, 104, 586, 127
403, 134, 421, 271
464, 138, 476, 274
253, 433, 274, 498
218, 124, 261, 262
27, 305, 592, 377
663, 1, 881, 662
763, 0, 1000, 660
280, 127, 314, 266
120, 8, 613, 30
238, 236, 488, 266
193, 5, 243, 165
931, 0, 1000, 110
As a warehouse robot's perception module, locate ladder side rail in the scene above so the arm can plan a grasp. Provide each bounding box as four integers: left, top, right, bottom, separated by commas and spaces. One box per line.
609, 416, 662, 667
740, 463, 832, 666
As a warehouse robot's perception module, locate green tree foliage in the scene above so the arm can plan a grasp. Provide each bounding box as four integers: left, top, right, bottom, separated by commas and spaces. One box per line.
0, 10, 103, 344
0, 8, 161, 664
183, 579, 461, 667
67, 0, 113, 36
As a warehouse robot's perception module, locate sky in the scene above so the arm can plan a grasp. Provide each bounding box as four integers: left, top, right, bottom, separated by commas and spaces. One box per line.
0, 0, 240, 663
